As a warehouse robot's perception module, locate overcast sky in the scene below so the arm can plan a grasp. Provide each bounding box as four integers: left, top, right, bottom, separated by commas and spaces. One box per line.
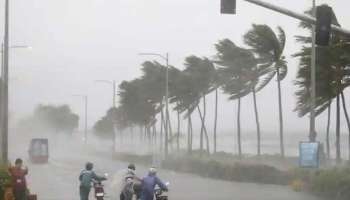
1, 0, 350, 141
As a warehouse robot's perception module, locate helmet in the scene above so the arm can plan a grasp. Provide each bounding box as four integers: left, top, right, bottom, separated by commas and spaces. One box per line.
149, 167, 157, 175
128, 163, 136, 171
86, 162, 94, 170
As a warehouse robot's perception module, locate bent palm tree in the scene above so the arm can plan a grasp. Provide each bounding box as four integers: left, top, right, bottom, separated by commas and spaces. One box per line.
244, 24, 288, 158
215, 39, 258, 158
294, 7, 350, 163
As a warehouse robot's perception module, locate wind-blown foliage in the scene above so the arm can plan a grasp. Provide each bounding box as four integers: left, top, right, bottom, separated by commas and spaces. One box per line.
294, 6, 350, 162
244, 24, 288, 157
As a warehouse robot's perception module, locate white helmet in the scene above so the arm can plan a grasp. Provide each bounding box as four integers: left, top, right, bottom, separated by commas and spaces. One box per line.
149, 167, 157, 175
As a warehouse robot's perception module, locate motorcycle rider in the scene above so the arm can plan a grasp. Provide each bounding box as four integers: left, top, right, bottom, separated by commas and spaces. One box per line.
79, 162, 106, 200
120, 163, 141, 200
140, 167, 168, 200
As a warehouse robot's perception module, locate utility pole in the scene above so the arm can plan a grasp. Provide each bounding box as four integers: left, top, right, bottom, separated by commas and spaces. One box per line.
0, 43, 4, 159
73, 95, 88, 144
2, 0, 10, 163
95, 80, 116, 108
84, 96, 88, 145
310, 0, 317, 142
165, 53, 169, 156
112, 80, 116, 108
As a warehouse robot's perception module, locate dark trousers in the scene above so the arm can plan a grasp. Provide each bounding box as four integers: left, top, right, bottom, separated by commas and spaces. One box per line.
13, 188, 26, 200
80, 186, 91, 200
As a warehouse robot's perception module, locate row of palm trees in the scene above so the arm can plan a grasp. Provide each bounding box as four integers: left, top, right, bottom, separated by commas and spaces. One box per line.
96, 7, 350, 161
109, 24, 288, 158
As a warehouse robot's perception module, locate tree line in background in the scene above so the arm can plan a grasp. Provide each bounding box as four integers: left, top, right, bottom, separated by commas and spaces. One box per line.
17, 104, 79, 135
94, 7, 350, 162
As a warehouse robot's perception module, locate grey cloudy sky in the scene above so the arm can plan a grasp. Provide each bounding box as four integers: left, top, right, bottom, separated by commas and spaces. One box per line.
1, 0, 349, 139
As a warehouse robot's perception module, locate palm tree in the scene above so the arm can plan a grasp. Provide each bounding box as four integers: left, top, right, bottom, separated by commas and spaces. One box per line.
244, 24, 288, 158
118, 78, 158, 150
183, 56, 216, 155
294, 7, 350, 163
169, 69, 200, 154
215, 39, 258, 158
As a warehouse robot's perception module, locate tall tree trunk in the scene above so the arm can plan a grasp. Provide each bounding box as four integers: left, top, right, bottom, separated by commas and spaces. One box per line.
203, 95, 210, 155
139, 126, 143, 143
166, 106, 173, 152
187, 109, 193, 154
252, 87, 261, 156
237, 97, 242, 159
197, 100, 210, 155
130, 126, 134, 144
176, 104, 180, 152
190, 115, 193, 153
276, 66, 285, 158
341, 92, 350, 161
187, 112, 191, 154
336, 94, 341, 164
326, 102, 331, 159
152, 123, 157, 147
214, 88, 218, 154
147, 125, 152, 151
160, 106, 165, 152
198, 105, 204, 155
199, 104, 204, 154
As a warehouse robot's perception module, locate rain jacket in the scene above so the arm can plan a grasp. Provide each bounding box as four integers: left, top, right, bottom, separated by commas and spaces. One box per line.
79, 170, 105, 188
140, 174, 167, 200
8, 166, 28, 190
121, 169, 138, 200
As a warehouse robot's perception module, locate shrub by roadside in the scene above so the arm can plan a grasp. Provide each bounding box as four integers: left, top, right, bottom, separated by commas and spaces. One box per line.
113, 152, 290, 185
0, 164, 11, 200
162, 156, 290, 185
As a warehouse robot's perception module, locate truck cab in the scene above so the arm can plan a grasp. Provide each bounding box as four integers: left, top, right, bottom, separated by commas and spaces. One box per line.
28, 138, 49, 164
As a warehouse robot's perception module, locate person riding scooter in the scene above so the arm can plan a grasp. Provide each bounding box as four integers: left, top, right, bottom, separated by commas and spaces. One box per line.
120, 163, 141, 200
79, 162, 107, 200
140, 167, 168, 200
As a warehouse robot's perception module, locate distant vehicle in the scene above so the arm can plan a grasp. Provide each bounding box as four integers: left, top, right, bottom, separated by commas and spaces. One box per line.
28, 138, 49, 164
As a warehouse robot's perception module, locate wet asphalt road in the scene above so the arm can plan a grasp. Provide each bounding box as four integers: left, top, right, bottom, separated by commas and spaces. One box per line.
22, 146, 321, 200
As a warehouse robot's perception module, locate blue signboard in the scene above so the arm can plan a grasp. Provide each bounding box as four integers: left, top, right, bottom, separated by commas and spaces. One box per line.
299, 142, 320, 168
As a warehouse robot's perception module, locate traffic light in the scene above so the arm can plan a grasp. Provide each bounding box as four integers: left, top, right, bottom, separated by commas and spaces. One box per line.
221, 0, 236, 14
316, 5, 333, 46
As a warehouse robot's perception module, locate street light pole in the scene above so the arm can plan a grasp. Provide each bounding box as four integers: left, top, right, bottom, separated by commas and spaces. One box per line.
0, 42, 31, 162
94, 80, 116, 108
84, 95, 88, 145
310, 0, 317, 142
73, 95, 88, 144
164, 53, 169, 156
2, 0, 10, 163
113, 80, 116, 108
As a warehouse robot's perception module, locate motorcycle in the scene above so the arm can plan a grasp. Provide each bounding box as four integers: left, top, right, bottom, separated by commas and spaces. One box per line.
93, 173, 108, 200
154, 182, 170, 200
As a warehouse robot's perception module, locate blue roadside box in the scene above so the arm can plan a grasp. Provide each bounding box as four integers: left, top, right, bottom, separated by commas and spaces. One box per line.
299, 142, 320, 168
